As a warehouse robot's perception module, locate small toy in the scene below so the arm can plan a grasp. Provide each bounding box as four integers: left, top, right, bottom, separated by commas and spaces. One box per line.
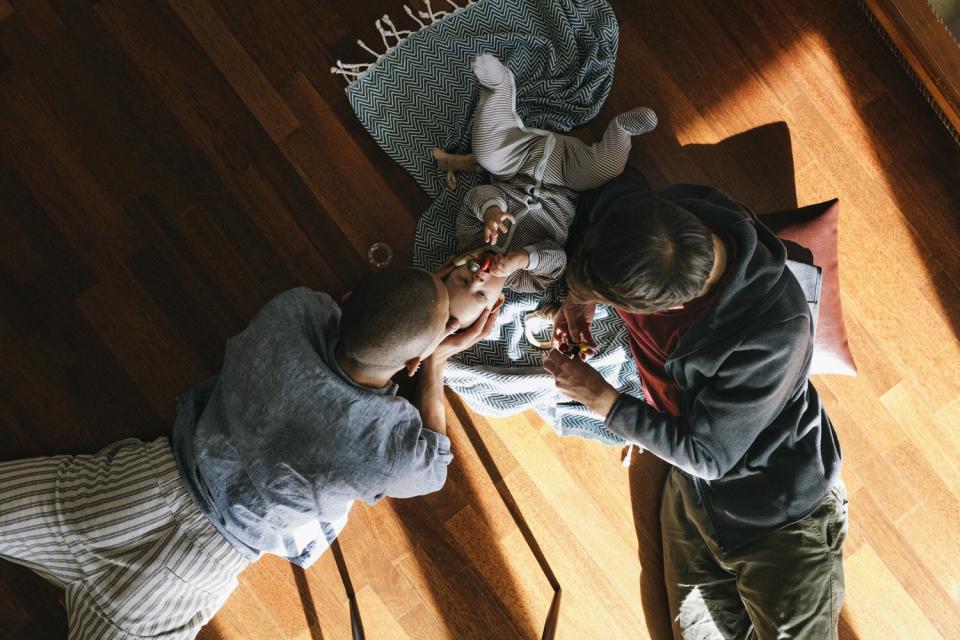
453, 248, 499, 274
523, 306, 558, 349
559, 341, 591, 359
467, 253, 493, 274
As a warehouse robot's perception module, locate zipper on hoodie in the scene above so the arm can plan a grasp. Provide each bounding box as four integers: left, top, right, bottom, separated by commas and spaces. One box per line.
691, 474, 729, 556
672, 381, 730, 556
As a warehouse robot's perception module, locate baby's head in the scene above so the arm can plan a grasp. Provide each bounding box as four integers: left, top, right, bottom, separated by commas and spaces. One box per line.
443, 263, 506, 328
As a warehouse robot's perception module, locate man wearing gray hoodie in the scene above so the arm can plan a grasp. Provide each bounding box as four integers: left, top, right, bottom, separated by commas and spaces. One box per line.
545, 168, 846, 640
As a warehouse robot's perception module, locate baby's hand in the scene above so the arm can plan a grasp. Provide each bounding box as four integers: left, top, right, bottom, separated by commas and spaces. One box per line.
489, 250, 529, 277
484, 206, 516, 245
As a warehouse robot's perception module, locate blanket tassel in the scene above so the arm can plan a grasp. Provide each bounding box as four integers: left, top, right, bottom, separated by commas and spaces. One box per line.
331, 0, 477, 84
622, 444, 635, 468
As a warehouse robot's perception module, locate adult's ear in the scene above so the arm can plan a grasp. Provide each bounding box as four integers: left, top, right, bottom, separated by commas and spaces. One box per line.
340, 291, 352, 304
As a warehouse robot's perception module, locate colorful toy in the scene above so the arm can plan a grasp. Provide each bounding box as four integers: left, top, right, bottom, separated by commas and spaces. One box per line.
560, 341, 591, 359
453, 247, 500, 274
467, 253, 493, 274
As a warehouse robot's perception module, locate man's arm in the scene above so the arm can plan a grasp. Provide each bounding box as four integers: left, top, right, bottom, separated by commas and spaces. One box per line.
544, 316, 812, 480
411, 292, 504, 435
389, 302, 502, 499
416, 356, 449, 435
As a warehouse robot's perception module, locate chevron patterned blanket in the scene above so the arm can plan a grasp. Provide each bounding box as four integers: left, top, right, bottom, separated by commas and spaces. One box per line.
340, 0, 642, 445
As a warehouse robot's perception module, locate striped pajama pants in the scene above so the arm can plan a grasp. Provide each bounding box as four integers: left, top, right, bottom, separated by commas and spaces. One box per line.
0, 437, 248, 639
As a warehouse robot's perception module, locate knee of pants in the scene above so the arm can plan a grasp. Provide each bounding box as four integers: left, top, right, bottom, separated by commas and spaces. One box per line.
471, 144, 524, 178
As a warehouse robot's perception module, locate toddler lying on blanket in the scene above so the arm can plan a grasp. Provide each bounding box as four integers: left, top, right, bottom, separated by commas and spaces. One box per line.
434, 53, 657, 330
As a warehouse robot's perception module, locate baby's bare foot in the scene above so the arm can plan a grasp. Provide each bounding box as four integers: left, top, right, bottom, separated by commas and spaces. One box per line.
431, 149, 479, 171
432, 149, 479, 189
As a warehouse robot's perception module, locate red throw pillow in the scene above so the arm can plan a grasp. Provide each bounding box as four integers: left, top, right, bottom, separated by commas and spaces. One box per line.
759, 199, 857, 376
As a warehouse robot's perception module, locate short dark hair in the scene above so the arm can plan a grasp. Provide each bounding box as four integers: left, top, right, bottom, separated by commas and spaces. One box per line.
340, 268, 446, 370
567, 198, 715, 313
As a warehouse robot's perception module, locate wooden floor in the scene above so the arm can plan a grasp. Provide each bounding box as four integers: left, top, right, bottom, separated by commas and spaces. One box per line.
0, 0, 958, 638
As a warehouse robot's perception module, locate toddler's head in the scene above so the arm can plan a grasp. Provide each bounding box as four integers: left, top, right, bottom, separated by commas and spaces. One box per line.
443, 263, 506, 328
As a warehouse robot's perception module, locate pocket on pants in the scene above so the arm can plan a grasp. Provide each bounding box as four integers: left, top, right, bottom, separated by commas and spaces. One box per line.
81, 563, 219, 638
825, 486, 849, 550
80, 516, 242, 638
803, 485, 848, 552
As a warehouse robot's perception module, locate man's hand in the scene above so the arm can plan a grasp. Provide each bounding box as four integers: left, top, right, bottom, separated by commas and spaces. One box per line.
433, 257, 458, 281
543, 349, 620, 418
489, 250, 529, 277
430, 296, 504, 364
484, 206, 515, 245
552, 299, 597, 352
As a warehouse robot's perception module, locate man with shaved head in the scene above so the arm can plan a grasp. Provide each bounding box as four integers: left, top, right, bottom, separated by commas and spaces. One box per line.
0, 266, 498, 639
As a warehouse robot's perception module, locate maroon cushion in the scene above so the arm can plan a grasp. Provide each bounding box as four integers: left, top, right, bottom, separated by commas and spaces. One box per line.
759, 199, 857, 376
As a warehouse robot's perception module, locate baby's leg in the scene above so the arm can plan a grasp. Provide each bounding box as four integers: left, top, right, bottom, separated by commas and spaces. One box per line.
431, 149, 479, 189
550, 107, 658, 191
432, 149, 479, 172
470, 54, 546, 179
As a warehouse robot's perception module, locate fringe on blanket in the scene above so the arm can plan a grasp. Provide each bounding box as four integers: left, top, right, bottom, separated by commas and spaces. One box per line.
331, 0, 479, 84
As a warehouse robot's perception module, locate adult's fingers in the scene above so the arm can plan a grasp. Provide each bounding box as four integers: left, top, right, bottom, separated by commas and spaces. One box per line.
434, 256, 457, 279
552, 311, 568, 345
478, 304, 500, 337
553, 329, 569, 348
460, 307, 492, 342
576, 327, 597, 348
542, 350, 562, 375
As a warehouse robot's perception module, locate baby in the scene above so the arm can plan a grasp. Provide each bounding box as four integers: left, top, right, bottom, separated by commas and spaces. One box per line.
435, 54, 657, 329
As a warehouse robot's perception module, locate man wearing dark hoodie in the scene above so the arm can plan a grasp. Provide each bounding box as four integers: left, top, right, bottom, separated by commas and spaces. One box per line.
543, 168, 846, 639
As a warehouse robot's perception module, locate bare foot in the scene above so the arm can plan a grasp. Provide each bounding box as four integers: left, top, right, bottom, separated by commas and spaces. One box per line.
432, 149, 479, 189
432, 149, 478, 171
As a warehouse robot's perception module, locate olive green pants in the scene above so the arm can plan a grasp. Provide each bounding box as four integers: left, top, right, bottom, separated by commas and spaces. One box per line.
661, 469, 848, 640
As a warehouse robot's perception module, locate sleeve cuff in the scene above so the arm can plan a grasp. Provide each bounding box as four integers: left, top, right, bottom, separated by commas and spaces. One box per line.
524, 245, 540, 270
603, 393, 633, 438
478, 197, 508, 220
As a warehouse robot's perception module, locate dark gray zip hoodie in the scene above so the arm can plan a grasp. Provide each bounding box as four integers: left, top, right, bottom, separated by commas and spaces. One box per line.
576, 169, 842, 553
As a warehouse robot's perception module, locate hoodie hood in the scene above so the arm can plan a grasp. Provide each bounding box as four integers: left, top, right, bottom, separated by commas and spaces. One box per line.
650, 184, 791, 359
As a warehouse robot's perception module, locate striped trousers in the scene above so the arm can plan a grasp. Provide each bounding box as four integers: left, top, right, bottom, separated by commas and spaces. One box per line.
0, 437, 248, 639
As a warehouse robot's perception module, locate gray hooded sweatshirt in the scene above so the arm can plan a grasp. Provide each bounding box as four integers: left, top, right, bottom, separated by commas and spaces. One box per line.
576, 170, 842, 554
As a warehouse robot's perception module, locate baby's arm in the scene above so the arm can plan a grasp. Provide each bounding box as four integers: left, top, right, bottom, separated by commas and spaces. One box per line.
465, 184, 508, 222
457, 184, 509, 253
501, 241, 567, 293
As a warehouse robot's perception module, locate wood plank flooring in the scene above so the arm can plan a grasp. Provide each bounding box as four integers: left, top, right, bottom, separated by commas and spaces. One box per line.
0, 0, 958, 638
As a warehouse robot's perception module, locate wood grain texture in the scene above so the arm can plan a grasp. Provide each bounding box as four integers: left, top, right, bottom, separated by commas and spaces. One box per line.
862, 0, 960, 138
0, 0, 958, 638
